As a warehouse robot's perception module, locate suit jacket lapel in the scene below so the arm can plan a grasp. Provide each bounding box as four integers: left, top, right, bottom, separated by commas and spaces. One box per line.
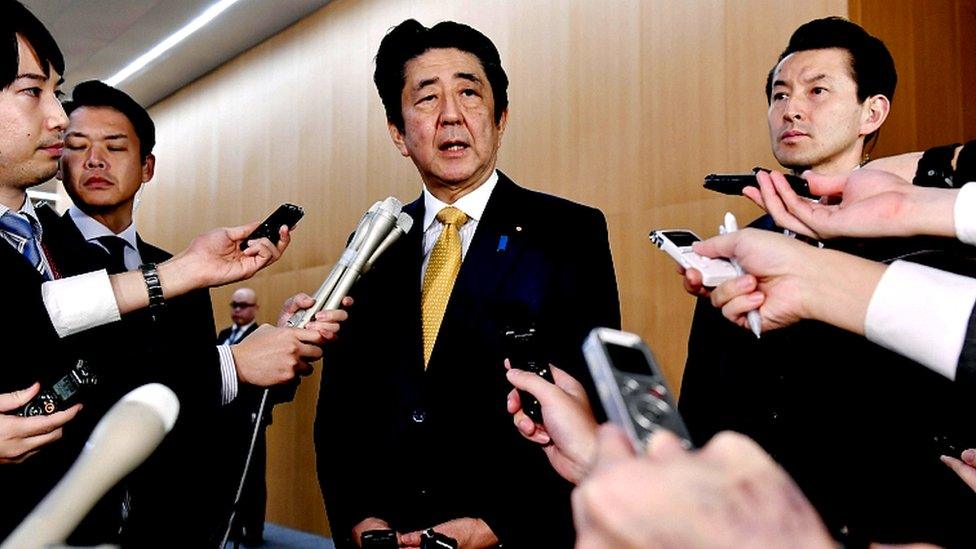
450, 173, 526, 305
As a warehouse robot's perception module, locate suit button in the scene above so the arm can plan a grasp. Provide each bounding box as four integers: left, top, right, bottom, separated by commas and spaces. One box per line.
412, 409, 426, 423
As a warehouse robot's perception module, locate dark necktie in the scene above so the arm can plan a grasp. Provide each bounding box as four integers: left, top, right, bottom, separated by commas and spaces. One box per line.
0, 211, 48, 279
95, 235, 129, 274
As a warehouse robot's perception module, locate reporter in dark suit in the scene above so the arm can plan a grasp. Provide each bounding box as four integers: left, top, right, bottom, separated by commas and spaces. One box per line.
315, 20, 620, 549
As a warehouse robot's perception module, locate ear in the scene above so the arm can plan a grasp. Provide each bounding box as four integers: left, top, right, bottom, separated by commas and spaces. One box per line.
141, 153, 155, 183
496, 108, 509, 141
859, 94, 890, 137
388, 122, 410, 157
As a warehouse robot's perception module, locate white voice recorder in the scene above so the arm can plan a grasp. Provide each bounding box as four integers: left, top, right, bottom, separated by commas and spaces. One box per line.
649, 229, 738, 287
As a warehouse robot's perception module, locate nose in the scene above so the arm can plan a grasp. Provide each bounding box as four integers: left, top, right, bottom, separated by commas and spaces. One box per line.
439, 93, 462, 126
46, 95, 68, 133
86, 147, 107, 169
783, 96, 804, 122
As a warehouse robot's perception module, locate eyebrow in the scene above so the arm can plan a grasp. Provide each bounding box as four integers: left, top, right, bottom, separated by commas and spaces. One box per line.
15, 73, 65, 86
66, 131, 130, 140
802, 73, 829, 84
414, 72, 484, 91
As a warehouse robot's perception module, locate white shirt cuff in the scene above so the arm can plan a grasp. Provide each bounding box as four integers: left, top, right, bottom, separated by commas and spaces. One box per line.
41, 270, 121, 338
865, 260, 976, 380
217, 344, 239, 405
955, 183, 976, 246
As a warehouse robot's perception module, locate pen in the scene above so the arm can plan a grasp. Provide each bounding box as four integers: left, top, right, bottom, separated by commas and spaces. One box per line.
721, 212, 762, 339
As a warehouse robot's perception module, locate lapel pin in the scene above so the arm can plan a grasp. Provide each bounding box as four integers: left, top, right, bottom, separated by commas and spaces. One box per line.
515, 226, 523, 232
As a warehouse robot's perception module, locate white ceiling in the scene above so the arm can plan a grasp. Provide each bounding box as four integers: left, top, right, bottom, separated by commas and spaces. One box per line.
23, 0, 331, 107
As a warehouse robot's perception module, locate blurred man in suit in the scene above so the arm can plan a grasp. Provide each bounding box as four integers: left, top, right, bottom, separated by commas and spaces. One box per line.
217, 287, 268, 546
316, 20, 619, 548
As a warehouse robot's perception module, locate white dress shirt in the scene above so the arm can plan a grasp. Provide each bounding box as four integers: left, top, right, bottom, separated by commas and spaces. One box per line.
41, 208, 240, 404
865, 182, 976, 380
421, 170, 498, 281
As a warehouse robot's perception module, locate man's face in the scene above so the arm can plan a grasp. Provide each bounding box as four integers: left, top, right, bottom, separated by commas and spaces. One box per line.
59, 106, 152, 215
0, 35, 67, 192
767, 48, 875, 173
389, 48, 507, 193
230, 289, 257, 326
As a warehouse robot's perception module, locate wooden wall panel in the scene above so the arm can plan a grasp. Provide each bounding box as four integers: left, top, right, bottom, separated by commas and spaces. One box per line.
849, 0, 976, 156
141, 0, 853, 535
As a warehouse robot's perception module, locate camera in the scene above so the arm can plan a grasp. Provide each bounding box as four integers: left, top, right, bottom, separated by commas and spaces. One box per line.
17, 359, 97, 417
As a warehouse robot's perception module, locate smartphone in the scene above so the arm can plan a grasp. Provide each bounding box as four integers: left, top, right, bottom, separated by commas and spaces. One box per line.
704, 168, 818, 200
649, 229, 738, 287
583, 328, 691, 451
239, 203, 305, 251
503, 326, 553, 423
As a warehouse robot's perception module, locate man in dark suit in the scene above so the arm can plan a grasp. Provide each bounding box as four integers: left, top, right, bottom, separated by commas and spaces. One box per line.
316, 20, 619, 548
53, 79, 338, 545
217, 287, 268, 546
678, 18, 976, 546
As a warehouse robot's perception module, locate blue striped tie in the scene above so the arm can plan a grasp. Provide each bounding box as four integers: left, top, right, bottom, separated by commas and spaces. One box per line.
0, 211, 47, 279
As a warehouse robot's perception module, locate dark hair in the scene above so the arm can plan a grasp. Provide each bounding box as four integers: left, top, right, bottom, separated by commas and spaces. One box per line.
1, 1, 65, 89
63, 80, 156, 161
374, 19, 509, 133
765, 17, 896, 104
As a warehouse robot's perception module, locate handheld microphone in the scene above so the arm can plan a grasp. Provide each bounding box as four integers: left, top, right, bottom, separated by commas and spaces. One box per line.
2, 384, 180, 549
287, 197, 410, 328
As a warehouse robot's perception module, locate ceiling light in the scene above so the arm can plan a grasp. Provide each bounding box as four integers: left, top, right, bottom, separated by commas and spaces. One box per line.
105, 0, 245, 86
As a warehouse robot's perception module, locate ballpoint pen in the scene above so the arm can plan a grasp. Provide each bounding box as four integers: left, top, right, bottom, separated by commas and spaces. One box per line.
721, 212, 762, 339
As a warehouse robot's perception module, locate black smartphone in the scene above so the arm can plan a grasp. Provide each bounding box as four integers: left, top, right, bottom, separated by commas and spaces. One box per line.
704, 167, 818, 200
361, 529, 398, 549
239, 203, 305, 251
503, 326, 553, 423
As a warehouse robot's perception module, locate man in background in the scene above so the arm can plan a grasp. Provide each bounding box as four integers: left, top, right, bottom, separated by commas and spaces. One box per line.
217, 287, 269, 546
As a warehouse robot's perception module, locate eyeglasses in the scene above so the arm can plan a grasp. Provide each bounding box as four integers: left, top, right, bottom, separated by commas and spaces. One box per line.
230, 301, 256, 309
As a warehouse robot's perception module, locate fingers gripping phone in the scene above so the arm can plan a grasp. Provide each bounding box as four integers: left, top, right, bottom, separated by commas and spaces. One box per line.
503, 326, 554, 423
583, 328, 692, 451
649, 229, 738, 287
239, 203, 305, 251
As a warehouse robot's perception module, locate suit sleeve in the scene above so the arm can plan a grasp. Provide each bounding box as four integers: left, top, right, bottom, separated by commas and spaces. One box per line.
315, 275, 397, 548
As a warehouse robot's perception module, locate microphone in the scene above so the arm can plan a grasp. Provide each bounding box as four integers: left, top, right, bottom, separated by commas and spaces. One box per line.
2, 384, 180, 549
222, 197, 412, 547
287, 196, 411, 328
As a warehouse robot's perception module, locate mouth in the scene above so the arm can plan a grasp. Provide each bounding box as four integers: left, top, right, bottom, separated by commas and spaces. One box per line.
83, 176, 114, 188
780, 129, 809, 141
38, 141, 64, 157
438, 140, 470, 154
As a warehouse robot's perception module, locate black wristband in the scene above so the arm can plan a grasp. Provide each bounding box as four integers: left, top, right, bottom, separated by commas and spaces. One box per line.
955, 139, 976, 184
140, 262, 166, 321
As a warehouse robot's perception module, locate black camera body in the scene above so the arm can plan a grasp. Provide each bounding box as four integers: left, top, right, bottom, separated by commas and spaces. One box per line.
17, 359, 97, 417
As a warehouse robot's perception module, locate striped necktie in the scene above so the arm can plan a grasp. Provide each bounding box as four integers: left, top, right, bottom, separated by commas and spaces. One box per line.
421, 206, 469, 367
0, 211, 48, 279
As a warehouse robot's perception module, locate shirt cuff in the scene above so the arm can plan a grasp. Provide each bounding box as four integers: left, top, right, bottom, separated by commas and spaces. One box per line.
217, 344, 239, 405
41, 270, 121, 338
956, 182, 976, 245
865, 260, 976, 380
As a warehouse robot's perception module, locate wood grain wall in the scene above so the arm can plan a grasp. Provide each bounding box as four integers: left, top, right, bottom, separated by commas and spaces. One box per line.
849, 0, 976, 156
135, 0, 967, 536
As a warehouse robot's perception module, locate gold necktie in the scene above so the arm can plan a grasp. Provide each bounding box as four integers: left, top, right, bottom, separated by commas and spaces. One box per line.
422, 206, 469, 367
